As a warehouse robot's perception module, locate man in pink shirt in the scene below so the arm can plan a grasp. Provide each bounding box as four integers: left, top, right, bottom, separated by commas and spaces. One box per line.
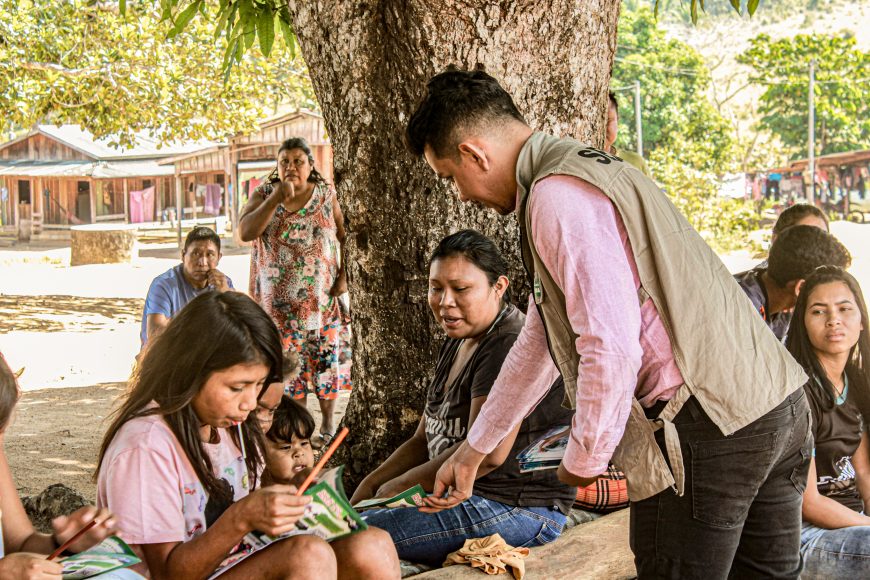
404, 69, 810, 578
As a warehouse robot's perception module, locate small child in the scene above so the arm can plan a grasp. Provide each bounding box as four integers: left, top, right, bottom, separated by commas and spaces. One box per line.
254, 350, 301, 433
262, 396, 317, 487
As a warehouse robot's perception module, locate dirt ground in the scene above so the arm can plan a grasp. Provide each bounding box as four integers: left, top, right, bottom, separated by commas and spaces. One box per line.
2, 222, 869, 504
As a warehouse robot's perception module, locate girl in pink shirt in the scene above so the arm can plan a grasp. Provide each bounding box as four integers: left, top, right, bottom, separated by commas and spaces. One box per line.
96, 291, 398, 579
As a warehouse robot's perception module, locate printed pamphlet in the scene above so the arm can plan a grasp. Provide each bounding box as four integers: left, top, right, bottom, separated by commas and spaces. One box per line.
209, 465, 366, 579
61, 536, 141, 579
516, 425, 569, 473
353, 484, 428, 510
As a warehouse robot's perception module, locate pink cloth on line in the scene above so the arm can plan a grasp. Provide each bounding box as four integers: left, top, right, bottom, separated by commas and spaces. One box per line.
466, 175, 684, 478
129, 186, 155, 223
204, 184, 222, 216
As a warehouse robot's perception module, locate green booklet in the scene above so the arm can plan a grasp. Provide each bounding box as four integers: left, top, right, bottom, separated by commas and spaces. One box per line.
210, 465, 367, 579
353, 484, 429, 511
60, 536, 141, 579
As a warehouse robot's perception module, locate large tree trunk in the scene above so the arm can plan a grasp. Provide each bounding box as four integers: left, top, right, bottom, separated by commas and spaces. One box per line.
287, 0, 620, 487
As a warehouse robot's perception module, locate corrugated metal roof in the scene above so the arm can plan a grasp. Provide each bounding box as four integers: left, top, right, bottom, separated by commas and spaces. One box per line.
0, 125, 218, 161
0, 159, 176, 178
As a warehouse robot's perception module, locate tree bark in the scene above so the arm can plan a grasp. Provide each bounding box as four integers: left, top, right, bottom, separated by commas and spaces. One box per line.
286, 0, 620, 486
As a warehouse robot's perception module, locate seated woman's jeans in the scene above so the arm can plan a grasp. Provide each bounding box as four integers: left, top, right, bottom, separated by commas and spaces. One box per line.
800, 521, 870, 578
361, 494, 566, 567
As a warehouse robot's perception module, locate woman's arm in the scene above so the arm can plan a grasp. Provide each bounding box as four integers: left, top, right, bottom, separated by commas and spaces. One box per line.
350, 418, 429, 504
851, 431, 870, 510
330, 193, 348, 296
802, 454, 870, 529
374, 396, 522, 497
140, 485, 310, 580
238, 187, 281, 242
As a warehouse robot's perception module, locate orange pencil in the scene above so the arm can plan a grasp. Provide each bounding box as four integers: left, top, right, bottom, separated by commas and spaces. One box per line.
295, 427, 349, 496
48, 518, 98, 560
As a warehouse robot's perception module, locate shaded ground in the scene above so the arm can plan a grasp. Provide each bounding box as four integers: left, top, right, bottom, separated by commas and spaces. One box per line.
0, 295, 143, 333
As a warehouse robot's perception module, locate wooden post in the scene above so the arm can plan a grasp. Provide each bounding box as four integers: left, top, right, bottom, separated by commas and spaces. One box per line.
122, 178, 129, 223
175, 171, 183, 250
89, 178, 96, 224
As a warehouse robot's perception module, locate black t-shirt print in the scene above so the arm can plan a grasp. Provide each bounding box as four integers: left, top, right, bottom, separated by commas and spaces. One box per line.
423, 303, 577, 514
806, 377, 865, 512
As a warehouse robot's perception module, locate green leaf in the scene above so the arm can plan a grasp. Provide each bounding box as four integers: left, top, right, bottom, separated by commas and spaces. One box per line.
729, 0, 740, 12
168, 0, 202, 39
279, 19, 296, 58
690, 0, 698, 24
257, 7, 274, 56
119, 0, 127, 17
747, 0, 760, 16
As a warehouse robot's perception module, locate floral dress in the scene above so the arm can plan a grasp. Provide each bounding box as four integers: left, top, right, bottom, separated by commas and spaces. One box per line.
249, 181, 346, 399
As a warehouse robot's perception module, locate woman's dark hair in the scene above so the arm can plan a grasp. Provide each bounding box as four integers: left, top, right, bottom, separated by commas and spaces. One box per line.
0, 352, 21, 432
406, 66, 526, 158
767, 225, 851, 287
786, 266, 870, 415
275, 137, 326, 185
97, 292, 283, 502
773, 204, 829, 237
266, 396, 315, 444
429, 229, 509, 287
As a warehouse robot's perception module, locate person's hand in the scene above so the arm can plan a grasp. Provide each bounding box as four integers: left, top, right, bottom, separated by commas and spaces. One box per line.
233, 485, 311, 536
0, 552, 63, 578
349, 479, 378, 505
420, 441, 485, 513
556, 463, 599, 488
51, 506, 117, 554
207, 269, 230, 292
274, 179, 297, 206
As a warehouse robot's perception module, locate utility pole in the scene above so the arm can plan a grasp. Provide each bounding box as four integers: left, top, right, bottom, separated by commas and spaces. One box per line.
807, 59, 816, 206
634, 81, 643, 157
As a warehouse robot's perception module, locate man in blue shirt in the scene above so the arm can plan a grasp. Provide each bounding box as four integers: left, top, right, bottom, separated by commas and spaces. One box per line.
140, 227, 233, 348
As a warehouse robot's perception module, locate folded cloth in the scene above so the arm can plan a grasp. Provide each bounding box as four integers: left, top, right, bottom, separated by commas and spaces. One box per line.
443, 533, 530, 579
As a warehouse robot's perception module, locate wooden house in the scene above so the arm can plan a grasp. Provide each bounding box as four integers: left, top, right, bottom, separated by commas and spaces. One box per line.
0, 125, 214, 235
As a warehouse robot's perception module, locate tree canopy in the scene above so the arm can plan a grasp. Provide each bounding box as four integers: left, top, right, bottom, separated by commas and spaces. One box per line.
738, 33, 870, 158
612, 6, 734, 172
0, 0, 314, 146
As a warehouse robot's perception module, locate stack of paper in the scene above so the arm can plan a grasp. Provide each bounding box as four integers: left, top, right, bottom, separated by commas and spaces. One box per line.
516, 426, 569, 473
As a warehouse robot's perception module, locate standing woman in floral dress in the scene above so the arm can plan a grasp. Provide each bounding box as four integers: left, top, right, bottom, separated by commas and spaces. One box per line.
239, 137, 347, 446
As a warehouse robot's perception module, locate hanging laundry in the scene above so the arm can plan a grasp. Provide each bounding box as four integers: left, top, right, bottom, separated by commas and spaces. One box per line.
204, 184, 223, 215
129, 186, 156, 223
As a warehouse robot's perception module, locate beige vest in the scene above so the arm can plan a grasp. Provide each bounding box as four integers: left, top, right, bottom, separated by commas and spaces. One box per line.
516, 132, 807, 501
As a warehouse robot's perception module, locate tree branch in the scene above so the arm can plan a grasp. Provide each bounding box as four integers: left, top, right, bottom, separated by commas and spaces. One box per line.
18, 61, 109, 77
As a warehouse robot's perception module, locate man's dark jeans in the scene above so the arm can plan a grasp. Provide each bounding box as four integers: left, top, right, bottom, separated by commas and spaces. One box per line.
630, 388, 811, 579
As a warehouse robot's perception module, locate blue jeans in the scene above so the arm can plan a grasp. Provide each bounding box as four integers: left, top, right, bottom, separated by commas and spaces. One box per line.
800, 521, 870, 578
361, 494, 566, 567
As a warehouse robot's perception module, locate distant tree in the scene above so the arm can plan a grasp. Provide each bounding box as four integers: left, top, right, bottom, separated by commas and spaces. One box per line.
612, 7, 734, 172
0, 0, 315, 145
738, 33, 870, 158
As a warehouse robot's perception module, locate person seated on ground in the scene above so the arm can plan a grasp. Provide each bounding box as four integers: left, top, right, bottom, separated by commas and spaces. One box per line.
97, 291, 399, 580
252, 351, 300, 434
350, 230, 577, 567
735, 225, 851, 340
785, 266, 870, 579
139, 226, 233, 349
262, 396, 316, 488
0, 353, 140, 578
605, 91, 651, 177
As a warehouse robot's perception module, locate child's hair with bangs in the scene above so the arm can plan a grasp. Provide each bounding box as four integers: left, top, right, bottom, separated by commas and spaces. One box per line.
266, 396, 316, 444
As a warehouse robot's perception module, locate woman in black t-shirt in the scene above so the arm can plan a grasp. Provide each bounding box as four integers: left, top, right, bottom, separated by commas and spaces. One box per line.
351, 230, 576, 567
786, 266, 870, 578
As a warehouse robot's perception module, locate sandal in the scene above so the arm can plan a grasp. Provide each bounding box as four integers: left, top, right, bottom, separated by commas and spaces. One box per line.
319, 431, 335, 448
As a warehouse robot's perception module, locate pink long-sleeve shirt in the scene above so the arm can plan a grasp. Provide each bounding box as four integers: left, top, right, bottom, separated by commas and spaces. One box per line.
466, 175, 684, 478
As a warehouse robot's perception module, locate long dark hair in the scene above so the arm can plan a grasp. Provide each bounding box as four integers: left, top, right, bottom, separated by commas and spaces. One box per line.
97, 292, 283, 502
786, 266, 870, 414
0, 352, 21, 432
267, 137, 326, 186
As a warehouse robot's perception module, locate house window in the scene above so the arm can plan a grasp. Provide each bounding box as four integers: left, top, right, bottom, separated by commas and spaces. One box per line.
17, 180, 31, 204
